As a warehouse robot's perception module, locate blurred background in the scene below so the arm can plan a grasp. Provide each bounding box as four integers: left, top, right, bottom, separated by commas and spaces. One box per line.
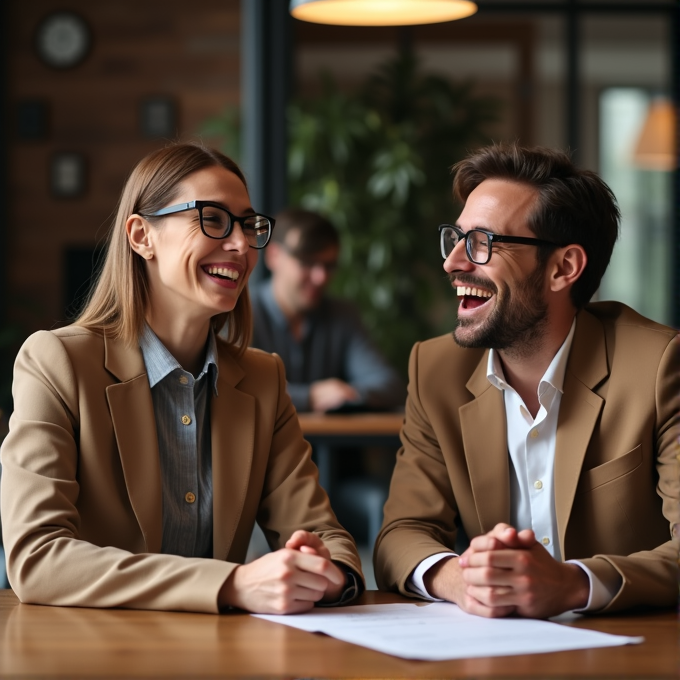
0, 0, 678, 591
1, 0, 678, 423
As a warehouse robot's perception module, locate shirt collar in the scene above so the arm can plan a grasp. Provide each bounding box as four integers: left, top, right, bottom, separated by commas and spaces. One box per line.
139, 323, 219, 394
486, 317, 577, 396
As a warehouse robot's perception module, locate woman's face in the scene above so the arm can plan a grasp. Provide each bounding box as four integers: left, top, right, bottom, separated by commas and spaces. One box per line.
138, 165, 259, 325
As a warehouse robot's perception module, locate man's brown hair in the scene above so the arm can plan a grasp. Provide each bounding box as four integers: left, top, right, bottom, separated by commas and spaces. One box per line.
452, 143, 620, 309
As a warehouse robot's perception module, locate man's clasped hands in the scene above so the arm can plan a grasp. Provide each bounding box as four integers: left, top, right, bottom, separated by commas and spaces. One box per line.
424, 523, 591, 619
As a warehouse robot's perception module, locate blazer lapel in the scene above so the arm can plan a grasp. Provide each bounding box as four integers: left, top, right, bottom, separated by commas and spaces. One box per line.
460, 352, 511, 533
210, 350, 255, 561
104, 334, 163, 553
554, 310, 608, 557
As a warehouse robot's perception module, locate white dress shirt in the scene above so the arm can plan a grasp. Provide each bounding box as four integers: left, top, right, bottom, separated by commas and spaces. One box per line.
409, 320, 618, 611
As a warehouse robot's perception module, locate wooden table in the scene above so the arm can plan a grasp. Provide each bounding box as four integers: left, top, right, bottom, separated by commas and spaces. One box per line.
298, 412, 403, 491
1, 589, 676, 678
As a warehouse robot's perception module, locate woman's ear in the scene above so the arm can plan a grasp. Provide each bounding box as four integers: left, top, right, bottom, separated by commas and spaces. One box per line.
549, 244, 587, 293
126, 215, 154, 260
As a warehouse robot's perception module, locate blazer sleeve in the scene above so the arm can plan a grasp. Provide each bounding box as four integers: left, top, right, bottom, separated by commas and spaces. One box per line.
251, 351, 365, 583
579, 332, 680, 612
373, 341, 461, 596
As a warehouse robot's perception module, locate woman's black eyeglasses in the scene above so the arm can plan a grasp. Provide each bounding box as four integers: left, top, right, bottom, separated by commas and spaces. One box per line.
141, 200, 275, 249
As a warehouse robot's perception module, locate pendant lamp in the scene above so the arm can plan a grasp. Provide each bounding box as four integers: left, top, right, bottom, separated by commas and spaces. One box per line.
632, 97, 677, 172
290, 0, 477, 27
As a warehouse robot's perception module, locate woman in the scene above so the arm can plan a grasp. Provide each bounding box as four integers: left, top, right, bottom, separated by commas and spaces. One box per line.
0, 144, 363, 613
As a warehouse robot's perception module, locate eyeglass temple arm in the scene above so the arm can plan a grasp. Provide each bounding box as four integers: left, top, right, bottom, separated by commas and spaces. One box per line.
148, 201, 196, 217
491, 234, 558, 247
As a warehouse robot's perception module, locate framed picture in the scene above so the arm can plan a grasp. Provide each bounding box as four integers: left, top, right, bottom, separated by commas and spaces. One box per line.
51, 152, 86, 197
17, 100, 49, 141
140, 97, 177, 138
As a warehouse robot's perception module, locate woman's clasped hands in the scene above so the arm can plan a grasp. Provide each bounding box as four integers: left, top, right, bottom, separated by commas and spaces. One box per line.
218, 530, 346, 614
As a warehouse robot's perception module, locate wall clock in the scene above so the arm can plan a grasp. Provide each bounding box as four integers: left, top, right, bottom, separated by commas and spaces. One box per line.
35, 12, 91, 69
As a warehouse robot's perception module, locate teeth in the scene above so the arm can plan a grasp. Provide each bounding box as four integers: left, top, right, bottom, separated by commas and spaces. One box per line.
206, 266, 239, 280
456, 285, 492, 299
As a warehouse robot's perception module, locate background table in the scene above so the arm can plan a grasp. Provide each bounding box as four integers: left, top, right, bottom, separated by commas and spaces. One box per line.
298, 412, 404, 491
1, 589, 676, 678
298, 412, 403, 554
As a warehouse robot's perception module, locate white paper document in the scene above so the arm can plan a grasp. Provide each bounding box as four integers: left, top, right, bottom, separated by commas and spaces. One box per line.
254, 603, 644, 661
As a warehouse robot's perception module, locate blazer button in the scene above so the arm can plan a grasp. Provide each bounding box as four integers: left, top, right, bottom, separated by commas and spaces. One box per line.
185, 492, 196, 504
181, 415, 191, 425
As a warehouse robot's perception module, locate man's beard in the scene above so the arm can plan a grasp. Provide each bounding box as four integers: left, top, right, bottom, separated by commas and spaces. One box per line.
453, 263, 549, 358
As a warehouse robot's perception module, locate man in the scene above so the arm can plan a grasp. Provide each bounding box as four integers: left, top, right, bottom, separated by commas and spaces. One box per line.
250, 208, 405, 413
374, 143, 679, 618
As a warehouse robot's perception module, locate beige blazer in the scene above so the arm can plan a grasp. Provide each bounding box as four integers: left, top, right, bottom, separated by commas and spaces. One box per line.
375, 302, 680, 612
0, 326, 362, 612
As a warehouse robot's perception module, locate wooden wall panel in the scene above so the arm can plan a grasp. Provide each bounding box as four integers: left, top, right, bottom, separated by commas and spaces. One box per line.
7, 0, 241, 330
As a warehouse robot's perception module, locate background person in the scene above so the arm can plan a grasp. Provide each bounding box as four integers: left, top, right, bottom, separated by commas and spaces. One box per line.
250, 208, 405, 413
375, 143, 679, 618
0, 143, 363, 614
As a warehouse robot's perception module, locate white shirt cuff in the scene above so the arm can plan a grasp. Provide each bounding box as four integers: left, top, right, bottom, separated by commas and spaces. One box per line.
407, 552, 456, 600
567, 560, 619, 612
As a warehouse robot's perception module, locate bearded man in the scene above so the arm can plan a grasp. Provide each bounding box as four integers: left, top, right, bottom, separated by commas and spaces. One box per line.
374, 143, 679, 618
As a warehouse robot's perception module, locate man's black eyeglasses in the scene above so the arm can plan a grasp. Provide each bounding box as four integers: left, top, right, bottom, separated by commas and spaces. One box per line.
439, 224, 560, 265
141, 200, 275, 249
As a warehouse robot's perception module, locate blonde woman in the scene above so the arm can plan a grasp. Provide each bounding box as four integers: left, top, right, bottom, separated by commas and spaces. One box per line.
0, 144, 363, 613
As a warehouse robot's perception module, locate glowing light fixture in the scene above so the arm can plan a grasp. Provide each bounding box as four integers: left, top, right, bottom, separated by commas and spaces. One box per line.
289, 0, 477, 27
632, 97, 677, 172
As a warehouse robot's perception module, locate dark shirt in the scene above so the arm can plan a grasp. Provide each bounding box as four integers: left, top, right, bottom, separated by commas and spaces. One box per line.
250, 280, 405, 412
139, 324, 218, 559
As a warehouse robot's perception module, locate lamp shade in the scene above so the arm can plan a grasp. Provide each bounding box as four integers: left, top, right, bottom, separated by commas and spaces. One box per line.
632, 98, 677, 172
289, 0, 477, 26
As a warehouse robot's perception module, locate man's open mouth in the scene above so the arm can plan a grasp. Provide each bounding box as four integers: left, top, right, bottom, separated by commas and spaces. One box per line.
456, 285, 493, 310
204, 265, 240, 281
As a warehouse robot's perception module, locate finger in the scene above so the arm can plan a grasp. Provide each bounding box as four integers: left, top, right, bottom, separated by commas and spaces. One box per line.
466, 584, 520, 609
459, 591, 516, 618
464, 548, 529, 571
298, 545, 320, 555
488, 524, 524, 548
281, 599, 316, 614
516, 528, 537, 546
285, 530, 316, 550
465, 535, 511, 554
290, 567, 336, 594
291, 551, 346, 586
461, 564, 516, 587
287, 534, 332, 562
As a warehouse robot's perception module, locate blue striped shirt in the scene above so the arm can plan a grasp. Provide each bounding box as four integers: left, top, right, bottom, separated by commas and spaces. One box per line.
139, 325, 218, 558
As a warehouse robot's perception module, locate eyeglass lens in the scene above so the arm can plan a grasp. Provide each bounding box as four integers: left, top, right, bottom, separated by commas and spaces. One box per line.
441, 227, 490, 264
200, 205, 271, 248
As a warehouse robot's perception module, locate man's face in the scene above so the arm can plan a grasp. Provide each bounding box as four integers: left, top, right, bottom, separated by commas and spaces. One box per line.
267, 229, 339, 315
443, 179, 550, 353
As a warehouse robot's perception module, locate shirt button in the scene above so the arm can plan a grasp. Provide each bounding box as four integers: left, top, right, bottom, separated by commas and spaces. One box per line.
530, 429, 539, 438
185, 492, 196, 504
541, 537, 550, 546
181, 415, 191, 425
179, 375, 189, 385
534, 480, 543, 490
